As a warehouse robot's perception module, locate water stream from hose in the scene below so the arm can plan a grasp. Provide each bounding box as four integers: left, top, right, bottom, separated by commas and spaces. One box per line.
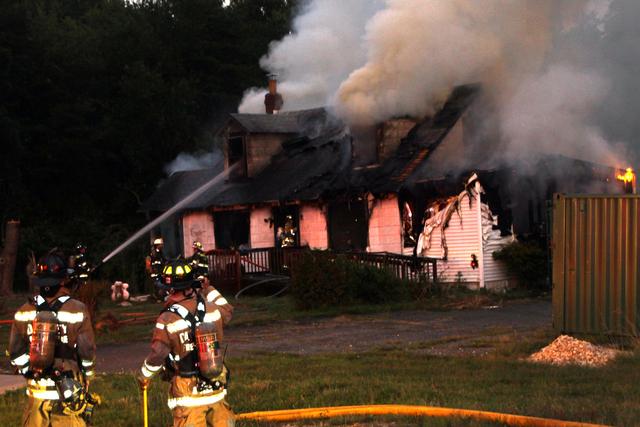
98, 164, 237, 266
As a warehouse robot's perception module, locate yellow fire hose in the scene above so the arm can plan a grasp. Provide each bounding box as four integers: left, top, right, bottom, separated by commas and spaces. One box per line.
237, 404, 610, 427
142, 386, 149, 427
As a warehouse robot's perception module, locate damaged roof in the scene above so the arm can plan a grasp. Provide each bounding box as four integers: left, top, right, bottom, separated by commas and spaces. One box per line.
144, 110, 352, 211
143, 85, 482, 212
186, 125, 352, 208
368, 84, 481, 193
228, 108, 328, 134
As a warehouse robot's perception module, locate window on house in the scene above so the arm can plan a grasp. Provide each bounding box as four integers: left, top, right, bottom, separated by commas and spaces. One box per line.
228, 137, 244, 164
228, 136, 247, 178
214, 210, 249, 250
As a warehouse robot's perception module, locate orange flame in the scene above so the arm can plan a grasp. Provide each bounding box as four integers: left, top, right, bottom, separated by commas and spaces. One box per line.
616, 167, 635, 184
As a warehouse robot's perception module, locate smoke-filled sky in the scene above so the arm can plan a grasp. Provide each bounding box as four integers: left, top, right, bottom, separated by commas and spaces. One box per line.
239, 0, 640, 167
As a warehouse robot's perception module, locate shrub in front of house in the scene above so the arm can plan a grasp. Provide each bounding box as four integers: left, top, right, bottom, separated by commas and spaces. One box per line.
492, 241, 548, 289
290, 251, 407, 309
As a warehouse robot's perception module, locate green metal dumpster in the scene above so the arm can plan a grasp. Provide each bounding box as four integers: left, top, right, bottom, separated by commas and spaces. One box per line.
552, 194, 640, 335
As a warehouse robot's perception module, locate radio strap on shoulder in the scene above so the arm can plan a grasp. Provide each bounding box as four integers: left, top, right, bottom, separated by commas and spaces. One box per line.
164, 294, 207, 377
34, 295, 70, 313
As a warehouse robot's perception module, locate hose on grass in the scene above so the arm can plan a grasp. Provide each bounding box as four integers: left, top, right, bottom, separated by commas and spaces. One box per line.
237, 404, 610, 427
234, 275, 289, 300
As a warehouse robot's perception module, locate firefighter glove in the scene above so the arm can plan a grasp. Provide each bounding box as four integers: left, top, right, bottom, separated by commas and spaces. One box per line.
136, 373, 151, 390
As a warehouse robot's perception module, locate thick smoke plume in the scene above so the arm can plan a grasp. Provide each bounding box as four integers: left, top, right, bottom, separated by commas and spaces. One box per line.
239, 0, 384, 113
164, 149, 223, 175
240, 0, 640, 168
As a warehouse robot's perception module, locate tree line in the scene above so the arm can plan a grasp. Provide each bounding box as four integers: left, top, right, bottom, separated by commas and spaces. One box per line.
0, 0, 297, 288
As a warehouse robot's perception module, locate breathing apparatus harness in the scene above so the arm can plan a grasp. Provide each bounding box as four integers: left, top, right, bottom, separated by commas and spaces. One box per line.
163, 292, 228, 393
28, 295, 100, 421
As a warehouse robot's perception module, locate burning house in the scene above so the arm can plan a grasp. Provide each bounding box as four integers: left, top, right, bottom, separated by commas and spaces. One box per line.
143, 82, 631, 289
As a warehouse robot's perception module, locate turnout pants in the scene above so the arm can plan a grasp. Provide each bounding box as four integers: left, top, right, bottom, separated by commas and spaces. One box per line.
23, 397, 86, 427
172, 400, 235, 427
169, 376, 235, 427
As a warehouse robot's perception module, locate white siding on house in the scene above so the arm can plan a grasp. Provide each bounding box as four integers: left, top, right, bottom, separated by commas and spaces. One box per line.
418, 179, 516, 288
421, 191, 481, 286
182, 211, 215, 256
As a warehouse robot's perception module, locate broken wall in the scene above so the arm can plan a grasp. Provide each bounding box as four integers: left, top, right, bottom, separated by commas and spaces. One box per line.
481, 204, 516, 289
419, 189, 481, 286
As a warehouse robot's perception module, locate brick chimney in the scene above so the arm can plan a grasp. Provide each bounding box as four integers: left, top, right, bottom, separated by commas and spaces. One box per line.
264, 74, 283, 114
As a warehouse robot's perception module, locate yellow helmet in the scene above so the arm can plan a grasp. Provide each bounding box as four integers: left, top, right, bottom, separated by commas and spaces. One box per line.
160, 259, 197, 290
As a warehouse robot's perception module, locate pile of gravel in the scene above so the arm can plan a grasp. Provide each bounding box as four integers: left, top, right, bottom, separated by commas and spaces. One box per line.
528, 335, 621, 367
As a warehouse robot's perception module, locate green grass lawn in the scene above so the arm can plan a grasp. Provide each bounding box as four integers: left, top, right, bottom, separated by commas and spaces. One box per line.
0, 346, 637, 426
1, 287, 542, 348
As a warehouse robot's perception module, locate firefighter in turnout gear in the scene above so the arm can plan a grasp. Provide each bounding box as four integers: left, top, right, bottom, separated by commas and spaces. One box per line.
188, 241, 234, 326
138, 259, 234, 427
189, 241, 209, 280
69, 243, 91, 288
9, 252, 98, 427
147, 237, 165, 284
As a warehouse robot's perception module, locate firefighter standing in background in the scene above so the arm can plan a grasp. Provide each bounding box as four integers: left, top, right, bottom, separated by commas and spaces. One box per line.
138, 259, 234, 427
10, 251, 98, 426
190, 241, 209, 280
147, 237, 165, 285
188, 241, 233, 325
69, 243, 91, 289
276, 215, 297, 248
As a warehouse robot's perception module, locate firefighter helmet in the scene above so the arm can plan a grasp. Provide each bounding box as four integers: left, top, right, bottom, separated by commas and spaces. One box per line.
153, 238, 164, 246
33, 253, 72, 288
160, 259, 198, 290
75, 242, 87, 254
192, 241, 203, 250
56, 376, 87, 415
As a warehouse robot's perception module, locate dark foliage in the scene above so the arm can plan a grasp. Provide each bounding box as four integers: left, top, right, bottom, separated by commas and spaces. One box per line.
0, 0, 297, 289
290, 251, 408, 309
492, 241, 549, 289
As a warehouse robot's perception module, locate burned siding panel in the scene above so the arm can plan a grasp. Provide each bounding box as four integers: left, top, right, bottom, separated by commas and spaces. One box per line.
553, 194, 640, 335
250, 206, 275, 248
481, 204, 516, 289
182, 211, 215, 256
420, 190, 481, 285
300, 204, 328, 249
368, 195, 402, 253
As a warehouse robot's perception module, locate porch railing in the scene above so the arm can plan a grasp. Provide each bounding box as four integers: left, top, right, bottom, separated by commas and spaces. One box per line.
206, 247, 437, 292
